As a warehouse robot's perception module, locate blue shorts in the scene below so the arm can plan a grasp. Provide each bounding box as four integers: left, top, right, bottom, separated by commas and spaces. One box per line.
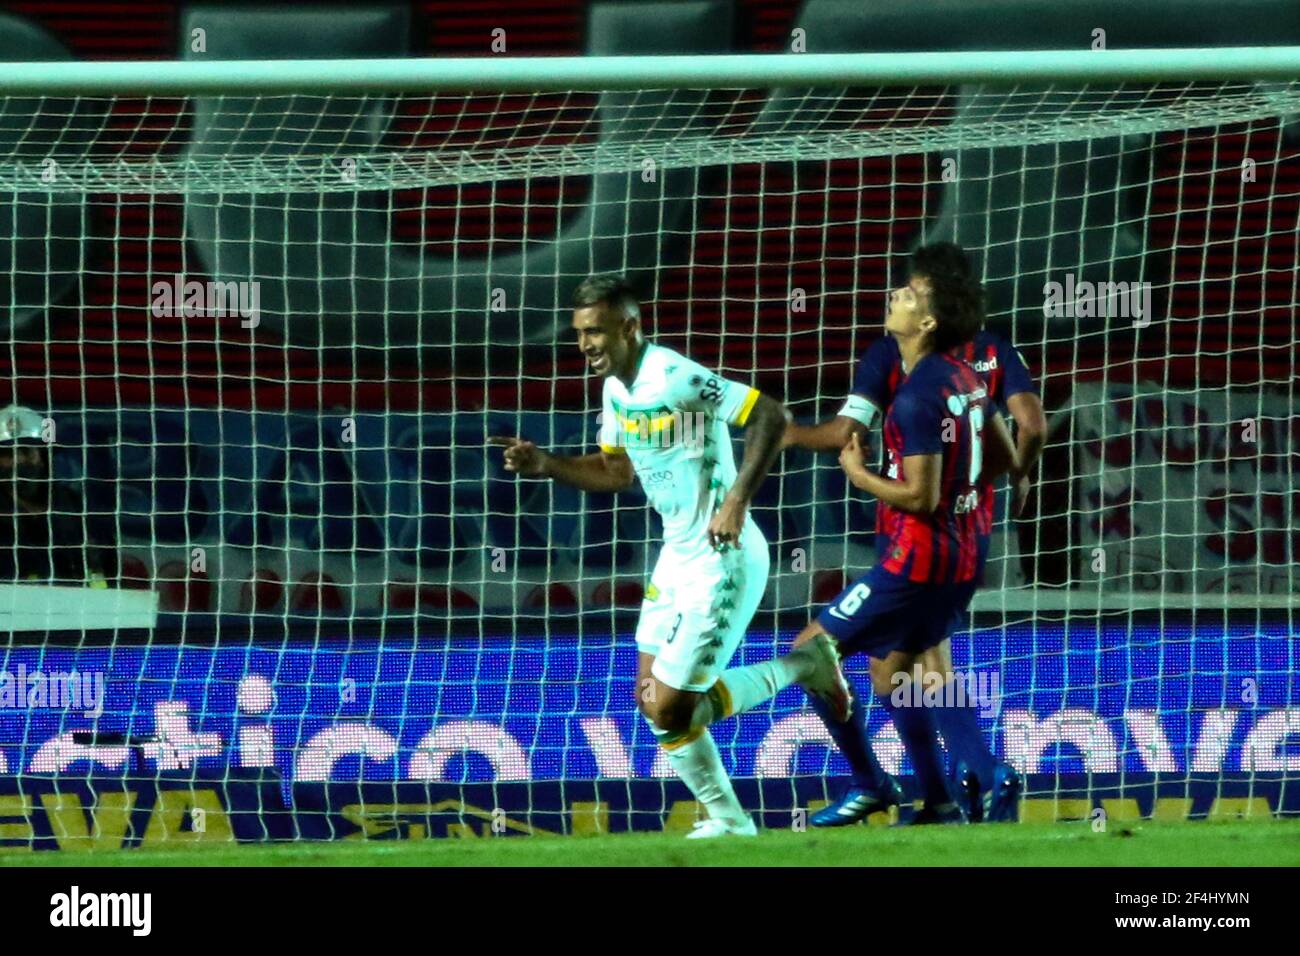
816, 564, 977, 659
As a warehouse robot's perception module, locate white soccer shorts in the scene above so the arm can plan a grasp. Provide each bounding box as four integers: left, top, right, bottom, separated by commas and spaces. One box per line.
635, 522, 770, 693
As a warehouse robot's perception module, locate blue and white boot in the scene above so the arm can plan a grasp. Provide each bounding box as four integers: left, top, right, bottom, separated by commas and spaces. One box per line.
810, 775, 905, 827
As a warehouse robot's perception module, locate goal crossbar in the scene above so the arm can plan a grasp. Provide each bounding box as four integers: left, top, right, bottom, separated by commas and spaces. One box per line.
0, 46, 1298, 94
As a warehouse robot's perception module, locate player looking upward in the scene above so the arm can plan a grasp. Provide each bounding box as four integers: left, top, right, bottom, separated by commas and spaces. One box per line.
810, 308, 1045, 823
490, 274, 850, 839
786, 243, 1023, 824
792, 315, 1046, 520
784, 245, 1048, 823
786, 244, 1046, 823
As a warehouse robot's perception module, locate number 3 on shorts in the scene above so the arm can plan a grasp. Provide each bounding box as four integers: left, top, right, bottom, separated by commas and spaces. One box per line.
839, 583, 871, 616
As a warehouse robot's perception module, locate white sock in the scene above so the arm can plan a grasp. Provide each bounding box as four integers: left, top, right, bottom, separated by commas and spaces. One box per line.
654, 723, 748, 825
699, 655, 809, 725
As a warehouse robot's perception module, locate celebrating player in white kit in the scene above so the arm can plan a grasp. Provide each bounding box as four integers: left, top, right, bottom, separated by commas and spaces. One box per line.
490, 274, 849, 838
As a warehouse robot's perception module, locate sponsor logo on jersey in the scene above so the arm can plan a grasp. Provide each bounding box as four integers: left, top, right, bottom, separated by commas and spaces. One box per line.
607, 401, 707, 450
944, 386, 989, 415
691, 374, 724, 405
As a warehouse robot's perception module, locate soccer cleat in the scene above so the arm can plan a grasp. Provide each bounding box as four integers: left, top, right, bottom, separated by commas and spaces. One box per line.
686, 816, 759, 839
953, 761, 984, 823
985, 763, 1023, 823
810, 776, 905, 827
797, 633, 853, 723
899, 801, 967, 826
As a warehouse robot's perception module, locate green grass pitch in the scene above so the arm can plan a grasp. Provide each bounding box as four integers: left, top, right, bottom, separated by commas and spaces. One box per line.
7, 820, 1299, 867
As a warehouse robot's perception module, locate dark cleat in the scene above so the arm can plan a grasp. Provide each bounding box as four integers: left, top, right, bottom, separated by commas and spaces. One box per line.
954, 761, 983, 823
985, 764, 1023, 823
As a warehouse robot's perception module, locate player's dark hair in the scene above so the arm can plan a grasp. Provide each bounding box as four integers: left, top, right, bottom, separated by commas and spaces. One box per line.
909, 242, 984, 353
571, 273, 641, 322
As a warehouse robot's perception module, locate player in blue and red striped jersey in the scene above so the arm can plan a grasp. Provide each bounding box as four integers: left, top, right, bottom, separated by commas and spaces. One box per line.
820, 317, 1046, 823
846, 325, 1045, 533
786, 243, 1026, 823
787, 323, 1045, 822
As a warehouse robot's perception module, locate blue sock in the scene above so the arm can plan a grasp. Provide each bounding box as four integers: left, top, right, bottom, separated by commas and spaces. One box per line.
933, 689, 998, 791
881, 693, 951, 807
808, 682, 888, 792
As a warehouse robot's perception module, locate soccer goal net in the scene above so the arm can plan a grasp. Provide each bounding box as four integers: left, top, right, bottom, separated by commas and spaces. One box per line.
0, 47, 1297, 846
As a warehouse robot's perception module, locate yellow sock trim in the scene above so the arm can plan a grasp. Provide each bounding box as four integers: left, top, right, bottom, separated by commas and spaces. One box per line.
658, 726, 705, 751
708, 680, 734, 721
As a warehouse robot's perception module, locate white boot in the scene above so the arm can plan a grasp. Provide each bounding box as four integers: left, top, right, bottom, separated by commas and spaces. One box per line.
686, 816, 759, 839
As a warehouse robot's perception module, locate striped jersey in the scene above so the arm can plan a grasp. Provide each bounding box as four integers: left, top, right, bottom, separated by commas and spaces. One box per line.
852, 329, 1037, 550
878, 351, 992, 584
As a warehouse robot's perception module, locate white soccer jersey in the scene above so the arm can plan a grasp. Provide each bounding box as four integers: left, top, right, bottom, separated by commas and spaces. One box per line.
599, 342, 761, 557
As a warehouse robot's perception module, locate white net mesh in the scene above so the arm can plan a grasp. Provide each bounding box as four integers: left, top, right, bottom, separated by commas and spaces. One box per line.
1, 67, 1297, 845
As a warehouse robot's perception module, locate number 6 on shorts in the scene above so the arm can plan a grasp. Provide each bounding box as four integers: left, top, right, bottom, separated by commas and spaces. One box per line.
839, 582, 871, 615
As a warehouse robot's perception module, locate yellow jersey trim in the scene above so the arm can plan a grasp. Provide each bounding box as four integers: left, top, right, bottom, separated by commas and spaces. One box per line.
734, 387, 761, 426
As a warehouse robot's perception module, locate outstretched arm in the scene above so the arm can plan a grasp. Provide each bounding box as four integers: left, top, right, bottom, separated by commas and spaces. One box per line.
708, 393, 791, 549
783, 414, 867, 453
783, 389, 880, 454
488, 436, 634, 493
786, 337, 890, 454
